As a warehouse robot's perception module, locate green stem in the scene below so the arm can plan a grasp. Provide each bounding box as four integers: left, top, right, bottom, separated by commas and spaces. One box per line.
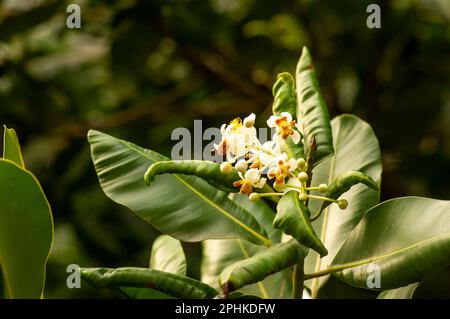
307, 194, 338, 203
292, 261, 304, 299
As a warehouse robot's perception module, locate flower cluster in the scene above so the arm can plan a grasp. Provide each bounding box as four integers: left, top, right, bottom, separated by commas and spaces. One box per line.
215, 112, 348, 210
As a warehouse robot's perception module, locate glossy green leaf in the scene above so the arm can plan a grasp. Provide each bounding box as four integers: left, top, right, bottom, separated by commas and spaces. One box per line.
202, 194, 292, 298
320, 170, 379, 212
377, 283, 420, 299
120, 234, 186, 299
150, 235, 186, 276
272, 73, 304, 160
3, 126, 25, 168
296, 47, 333, 166
145, 160, 240, 192
274, 191, 327, 256
306, 114, 382, 294
0, 159, 53, 298
88, 130, 270, 246
145, 160, 276, 197
272, 72, 297, 116
331, 197, 450, 290
218, 239, 307, 294
81, 267, 218, 299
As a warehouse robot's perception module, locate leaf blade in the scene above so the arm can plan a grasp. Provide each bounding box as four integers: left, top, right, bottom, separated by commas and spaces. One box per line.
306, 114, 382, 293
274, 191, 327, 256
218, 239, 308, 294
3, 126, 25, 168
81, 267, 218, 299
88, 130, 270, 246
296, 47, 333, 166
331, 197, 450, 290
150, 235, 186, 276
0, 159, 53, 298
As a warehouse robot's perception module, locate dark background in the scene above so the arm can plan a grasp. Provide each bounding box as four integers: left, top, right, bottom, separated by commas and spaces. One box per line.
0, 0, 449, 298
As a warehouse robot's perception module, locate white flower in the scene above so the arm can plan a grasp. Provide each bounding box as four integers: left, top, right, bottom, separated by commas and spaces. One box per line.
267, 112, 301, 144
214, 117, 258, 162
233, 168, 267, 195
243, 113, 256, 128
235, 159, 248, 172
267, 153, 298, 184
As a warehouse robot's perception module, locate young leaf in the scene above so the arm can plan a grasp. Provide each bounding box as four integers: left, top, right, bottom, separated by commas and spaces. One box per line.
145, 160, 240, 192
145, 160, 275, 196
331, 197, 450, 290
218, 239, 308, 294
377, 283, 420, 299
306, 114, 382, 295
150, 235, 186, 276
274, 191, 327, 257
272, 73, 305, 160
272, 72, 297, 117
81, 267, 218, 299
0, 160, 53, 298
202, 194, 292, 298
88, 130, 270, 246
3, 126, 25, 168
320, 170, 379, 212
296, 47, 333, 166
120, 235, 186, 299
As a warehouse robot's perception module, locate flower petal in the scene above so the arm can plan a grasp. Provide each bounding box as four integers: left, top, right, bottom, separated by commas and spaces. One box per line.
267, 115, 278, 128
244, 168, 260, 183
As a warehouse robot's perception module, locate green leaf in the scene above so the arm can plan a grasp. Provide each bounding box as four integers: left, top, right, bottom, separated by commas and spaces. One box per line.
377, 283, 420, 299
201, 194, 292, 298
306, 114, 382, 295
274, 191, 327, 256
296, 47, 333, 166
145, 160, 239, 193
331, 197, 450, 290
3, 126, 25, 168
272, 73, 304, 160
120, 234, 186, 299
145, 160, 276, 197
0, 159, 53, 298
150, 235, 186, 276
272, 72, 297, 117
320, 170, 379, 212
81, 267, 218, 299
218, 239, 307, 294
88, 130, 270, 246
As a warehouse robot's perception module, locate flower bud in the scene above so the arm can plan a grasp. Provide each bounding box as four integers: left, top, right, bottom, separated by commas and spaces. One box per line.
220, 162, 232, 174
243, 113, 256, 128
298, 192, 308, 202
273, 181, 286, 192
296, 158, 306, 169
298, 172, 309, 182
235, 160, 247, 172
338, 199, 348, 210
249, 193, 260, 202
318, 183, 328, 193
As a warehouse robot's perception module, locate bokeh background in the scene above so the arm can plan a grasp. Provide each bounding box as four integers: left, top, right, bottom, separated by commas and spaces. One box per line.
0, 0, 449, 298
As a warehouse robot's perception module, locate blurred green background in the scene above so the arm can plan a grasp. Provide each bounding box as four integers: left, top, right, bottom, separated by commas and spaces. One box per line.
0, 0, 449, 298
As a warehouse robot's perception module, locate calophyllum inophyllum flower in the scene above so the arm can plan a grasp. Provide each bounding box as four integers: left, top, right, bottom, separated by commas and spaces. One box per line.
214, 112, 348, 210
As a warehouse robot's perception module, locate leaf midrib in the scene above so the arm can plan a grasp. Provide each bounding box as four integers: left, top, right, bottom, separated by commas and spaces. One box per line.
115, 138, 270, 246
310, 232, 450, 279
